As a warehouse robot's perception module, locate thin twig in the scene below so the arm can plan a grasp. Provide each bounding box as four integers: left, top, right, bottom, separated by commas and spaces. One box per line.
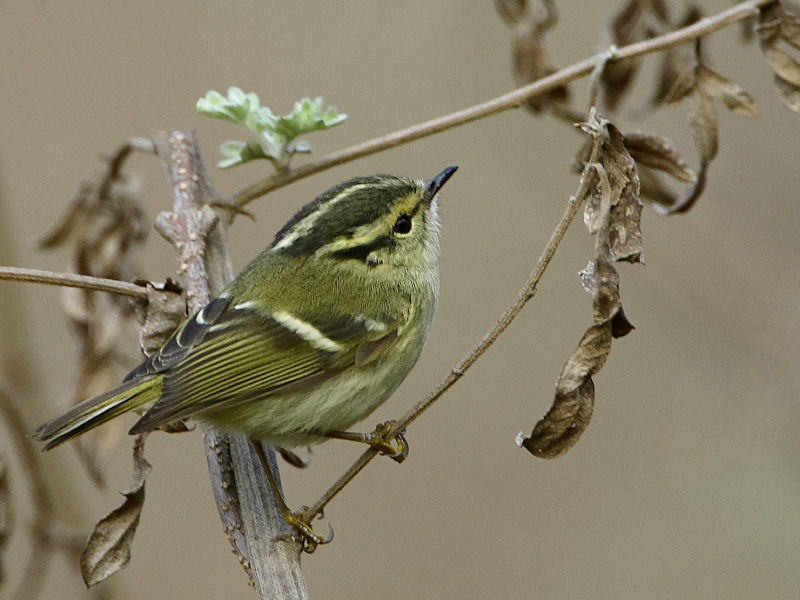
0, 266, 147, 299
306, 135, 602, 518
231, 0, 768, 206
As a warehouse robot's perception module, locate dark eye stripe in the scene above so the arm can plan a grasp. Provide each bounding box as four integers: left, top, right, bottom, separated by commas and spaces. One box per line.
331, 235, 395, 263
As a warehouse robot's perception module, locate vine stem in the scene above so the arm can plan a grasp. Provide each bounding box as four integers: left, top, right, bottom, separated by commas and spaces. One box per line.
231, 0, 769, 206
306, 133, 603, 518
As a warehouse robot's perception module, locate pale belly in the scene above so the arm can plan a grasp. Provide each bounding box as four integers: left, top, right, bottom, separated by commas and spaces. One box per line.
199, 330, 425, 448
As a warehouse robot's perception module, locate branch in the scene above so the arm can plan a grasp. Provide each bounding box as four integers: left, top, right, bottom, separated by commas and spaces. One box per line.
231, 0, 769, 207
0, 266, 147, 299
151, 131, 307, 599
306, 140, 595, 518
0, 389, 54, 600
2, 389, 105, 600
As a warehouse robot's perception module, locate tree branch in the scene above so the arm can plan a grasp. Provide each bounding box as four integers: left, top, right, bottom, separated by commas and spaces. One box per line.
231, 0, 768, 206
0, 389, 54, 600
151, 131, 307, 600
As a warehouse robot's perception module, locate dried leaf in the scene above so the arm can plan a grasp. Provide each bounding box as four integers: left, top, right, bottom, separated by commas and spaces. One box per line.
81, 437, 151, 587
590, 122, 644, 263
637, 165, 680, 208
740, 3, 757, 45
42, 151, 150, 484
664, 67, 698, 105
699, 65, 759, 116
520, 112, 637, 458
600, 0, 645, 112
136, 280, 186, 356
513, 22, 554, 114
779, 0, 800, 48
575, 128, 688, 210
622, 132, 695, 183
672, 77, 717, 214
760, 1, 800, 50
518, 358, 597, 458
773, 73, 800, 111
664, 44, 757, 213
39, 183, 94, 249
762, 43, 800, 86
495, 0, 571, 115
758, 1, 800, 113
650, 6, 703, 108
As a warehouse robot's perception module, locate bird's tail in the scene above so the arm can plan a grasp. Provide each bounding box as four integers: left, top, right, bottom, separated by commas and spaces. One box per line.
33, 376, 163, 450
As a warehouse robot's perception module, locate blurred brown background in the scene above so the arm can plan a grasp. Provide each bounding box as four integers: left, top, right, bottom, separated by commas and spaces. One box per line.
2, 1, 799, 598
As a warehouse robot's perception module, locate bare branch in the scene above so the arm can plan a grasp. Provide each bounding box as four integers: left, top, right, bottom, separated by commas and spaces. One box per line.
0, 266, 147, 299
0, 390, 55, 600
231, 0, 769, 207
151, 131, 308, 599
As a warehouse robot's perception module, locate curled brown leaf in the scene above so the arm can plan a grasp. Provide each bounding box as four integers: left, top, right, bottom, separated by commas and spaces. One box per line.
575, 129, 693, 209
698, 66, 760, 117
134, 280, 186, 357
649, 5, 703, 109
600, 0, 673, 112
41, 146, 151, 484
622, 132, 696, 183
664, 41, 758, 213
520, 112, 638, 458
81, 435, 151, 588
637, 165, 681, 208
585, 122, 644, 264
758, 1, 800, 113
601, 0, 646, 112
494, 0, 574, 117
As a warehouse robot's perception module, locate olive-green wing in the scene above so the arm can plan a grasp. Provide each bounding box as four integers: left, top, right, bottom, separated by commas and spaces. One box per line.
129, 299, 398, 434
124, 296, 231, 381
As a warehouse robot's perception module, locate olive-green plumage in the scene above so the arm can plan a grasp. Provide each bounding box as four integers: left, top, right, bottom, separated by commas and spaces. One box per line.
34, 167, 457, 451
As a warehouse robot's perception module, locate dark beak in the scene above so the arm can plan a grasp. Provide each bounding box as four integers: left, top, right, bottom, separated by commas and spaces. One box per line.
425, 166, 458, 197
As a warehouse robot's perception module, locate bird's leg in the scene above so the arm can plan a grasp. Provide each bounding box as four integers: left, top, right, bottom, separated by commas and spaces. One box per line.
250, 440, 333, 553
325, 421, 409, 463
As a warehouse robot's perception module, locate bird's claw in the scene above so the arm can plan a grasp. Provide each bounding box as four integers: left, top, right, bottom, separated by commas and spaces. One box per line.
284, 508, 334, 553
367, 421, 409, 463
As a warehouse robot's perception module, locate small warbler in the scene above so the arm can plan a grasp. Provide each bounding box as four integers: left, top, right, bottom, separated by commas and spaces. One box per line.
34, 166, 457, 547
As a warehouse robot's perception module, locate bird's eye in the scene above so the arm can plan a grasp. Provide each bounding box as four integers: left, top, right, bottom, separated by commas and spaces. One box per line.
393, 215, 412, 235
